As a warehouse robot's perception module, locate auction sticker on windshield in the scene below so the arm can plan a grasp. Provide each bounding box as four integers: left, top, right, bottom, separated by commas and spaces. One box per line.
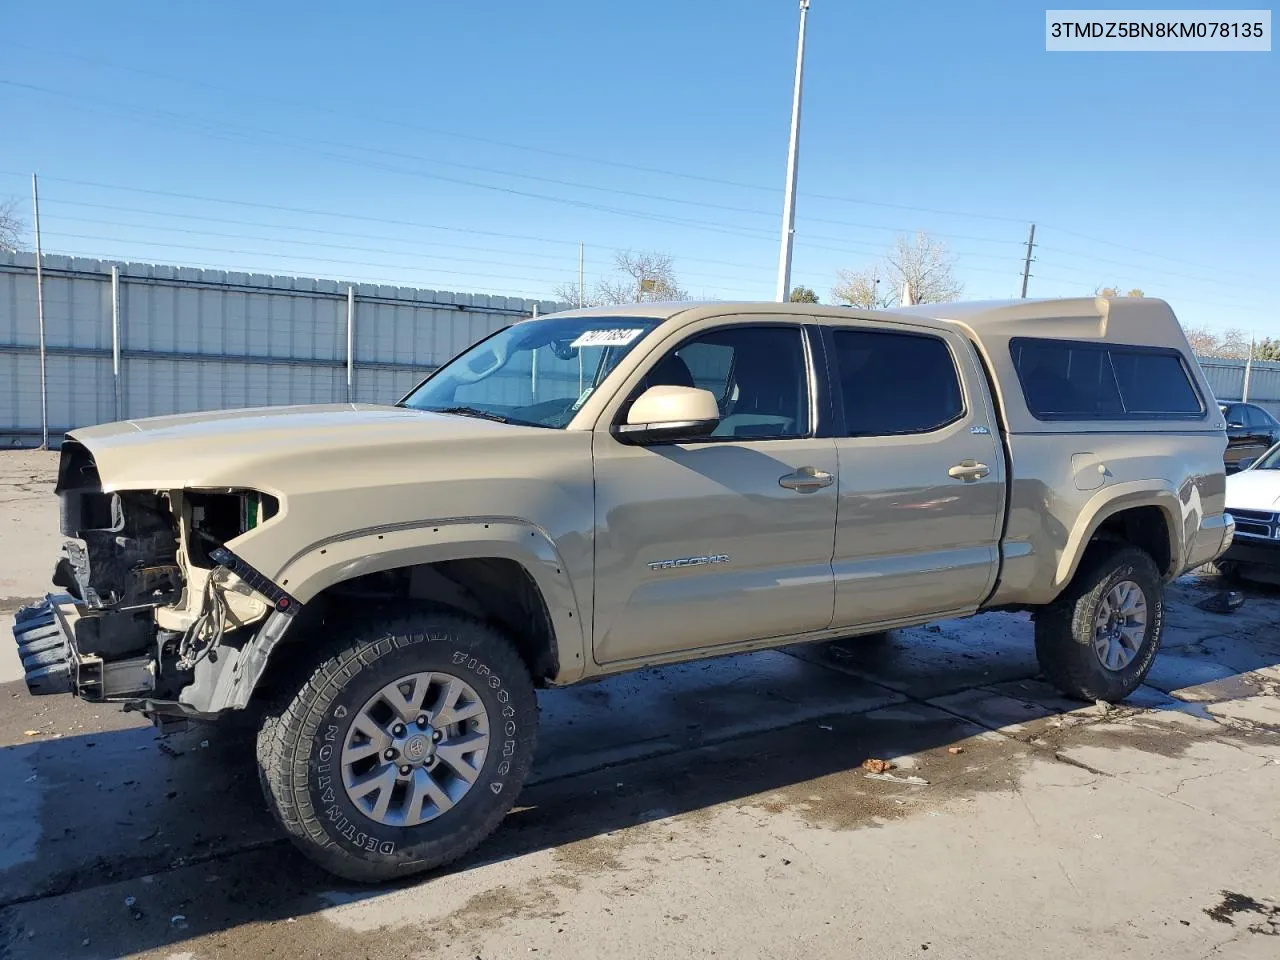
570, 328, 645, 348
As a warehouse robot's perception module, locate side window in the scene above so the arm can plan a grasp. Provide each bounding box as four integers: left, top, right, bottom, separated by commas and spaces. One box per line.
639, 326, 810, 440
1245, 406, 1269, 428
1109, 349, 1202, 415
1012, 338, 1204, 420
1011, 341, 1123, 419
831, 329, 964, 436
676, 340, 736, 405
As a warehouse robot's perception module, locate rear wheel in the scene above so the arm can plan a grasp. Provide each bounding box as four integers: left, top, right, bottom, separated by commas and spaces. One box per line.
1035, 546, 1165, 702
256, 610, 538, 882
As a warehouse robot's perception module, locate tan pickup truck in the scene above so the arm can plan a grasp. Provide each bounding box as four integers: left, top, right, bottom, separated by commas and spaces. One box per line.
13, 296, 1233, 881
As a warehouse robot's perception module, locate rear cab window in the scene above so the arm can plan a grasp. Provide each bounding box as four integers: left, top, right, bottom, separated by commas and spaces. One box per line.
1010, 338, 1204, 421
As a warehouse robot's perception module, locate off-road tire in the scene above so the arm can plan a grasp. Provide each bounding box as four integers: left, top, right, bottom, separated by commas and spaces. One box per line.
1034, 545, 1165, 702
256, 610, 538, 883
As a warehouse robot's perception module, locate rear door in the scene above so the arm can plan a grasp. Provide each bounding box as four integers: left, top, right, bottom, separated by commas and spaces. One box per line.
1244, 406, 1275, 461
823, 322, 1004, 628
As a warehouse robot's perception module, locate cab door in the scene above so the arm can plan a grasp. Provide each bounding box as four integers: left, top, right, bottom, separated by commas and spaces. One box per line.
590, 321, 838, 665
823, 322, 1005, 628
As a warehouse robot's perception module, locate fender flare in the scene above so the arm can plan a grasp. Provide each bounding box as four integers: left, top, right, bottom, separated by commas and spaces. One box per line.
203, 518, 588, 712
1053, 481, 1185, 591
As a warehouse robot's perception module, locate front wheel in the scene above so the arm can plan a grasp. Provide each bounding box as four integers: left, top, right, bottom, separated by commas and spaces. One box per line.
1034, 546, 1165, 702
256, 611, 538, 882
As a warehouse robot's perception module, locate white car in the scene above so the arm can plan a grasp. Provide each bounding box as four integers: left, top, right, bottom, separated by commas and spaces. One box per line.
1221, 444, 1280, 582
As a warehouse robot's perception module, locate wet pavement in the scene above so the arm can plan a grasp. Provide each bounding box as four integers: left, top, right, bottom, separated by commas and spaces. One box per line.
0, 450, 1278, 958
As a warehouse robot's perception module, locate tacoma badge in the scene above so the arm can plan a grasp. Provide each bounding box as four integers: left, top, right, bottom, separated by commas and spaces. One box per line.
647, 554, 730, 571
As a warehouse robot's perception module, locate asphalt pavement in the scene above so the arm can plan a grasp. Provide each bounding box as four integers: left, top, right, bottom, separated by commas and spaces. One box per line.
1, 450, 1277, 960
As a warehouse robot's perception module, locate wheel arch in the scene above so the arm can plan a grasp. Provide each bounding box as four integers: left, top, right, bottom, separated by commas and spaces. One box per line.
200, 520, 587, 713
1054, 483, 1184, 593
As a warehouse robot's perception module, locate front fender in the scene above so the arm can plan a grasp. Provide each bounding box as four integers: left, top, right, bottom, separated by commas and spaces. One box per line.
1054, 481, 1185, 590
279, 518, 588, 682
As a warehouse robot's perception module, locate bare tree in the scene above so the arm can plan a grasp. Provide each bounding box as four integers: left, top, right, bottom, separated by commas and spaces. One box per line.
1182, 324, 1251, 359
556, 249, 689, 307
0, 199, 23, 252
604, 250, 688, 303
831, 268, 895, 309
887, 232, 962, 304
552, 281, 589, 308
832, 232, 962, 308
1097, 286, 1146, 298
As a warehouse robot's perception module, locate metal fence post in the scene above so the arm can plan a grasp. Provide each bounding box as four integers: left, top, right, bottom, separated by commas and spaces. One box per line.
31, 173, 48, 449
346, 285, 355, 403
1243, 339, 1255, 402
111, 265, 123, 421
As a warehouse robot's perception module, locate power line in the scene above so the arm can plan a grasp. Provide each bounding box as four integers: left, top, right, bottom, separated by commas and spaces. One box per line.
0, 85, 785, 244
4, 42, 1040, 227
1035, 243, 1255, 288
38, 215, 775, 288
0, 79, 1027, 248
4, 61, 1266, 290
35, 245, 564, 301
1044, 227, 1271, 285
40, 196, 788, 276
11, 173, 1027, 271
36, 232, 761, 298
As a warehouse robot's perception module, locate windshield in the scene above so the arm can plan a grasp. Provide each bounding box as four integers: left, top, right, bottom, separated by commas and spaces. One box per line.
401, 316, 661, 428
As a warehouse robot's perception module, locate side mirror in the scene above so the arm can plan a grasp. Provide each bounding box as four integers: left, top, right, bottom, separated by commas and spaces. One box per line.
613, 385, 720, 444
1238, 458, 1257, 471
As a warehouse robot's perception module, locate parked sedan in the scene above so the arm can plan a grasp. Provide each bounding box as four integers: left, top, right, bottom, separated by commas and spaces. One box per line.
1221, 443, 1280, 583
1221, 402, 1280, 472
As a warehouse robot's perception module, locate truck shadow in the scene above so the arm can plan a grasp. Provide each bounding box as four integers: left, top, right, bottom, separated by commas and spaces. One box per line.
1, 583, 1278, 956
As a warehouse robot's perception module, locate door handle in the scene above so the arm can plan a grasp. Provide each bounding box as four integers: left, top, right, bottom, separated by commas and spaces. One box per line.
948, 460, 990, 482
779, 467, 834, 493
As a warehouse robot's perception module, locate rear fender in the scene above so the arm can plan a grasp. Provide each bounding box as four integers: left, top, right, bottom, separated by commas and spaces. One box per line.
1054, 481, 1184, 590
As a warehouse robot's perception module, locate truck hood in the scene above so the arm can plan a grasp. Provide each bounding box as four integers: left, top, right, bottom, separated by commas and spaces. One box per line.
1225, 469, 1280, 512
66, 403, 543, 491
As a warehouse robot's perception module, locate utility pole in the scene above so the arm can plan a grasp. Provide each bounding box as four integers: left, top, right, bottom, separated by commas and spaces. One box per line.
578, 241, 585, 308
775, 0, 811, 303
1020, 223, 1037, 298
32, 173, 48, 450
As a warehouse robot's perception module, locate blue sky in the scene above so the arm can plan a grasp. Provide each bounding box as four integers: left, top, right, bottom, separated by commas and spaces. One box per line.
0, 1, 1274, 334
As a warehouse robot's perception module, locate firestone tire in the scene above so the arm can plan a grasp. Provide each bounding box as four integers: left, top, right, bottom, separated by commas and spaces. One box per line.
256, 610, 538, 883
1034, 546, 1165, 703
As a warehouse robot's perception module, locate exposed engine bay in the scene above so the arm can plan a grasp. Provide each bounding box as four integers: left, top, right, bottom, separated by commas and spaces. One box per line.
21, 440, 284, 709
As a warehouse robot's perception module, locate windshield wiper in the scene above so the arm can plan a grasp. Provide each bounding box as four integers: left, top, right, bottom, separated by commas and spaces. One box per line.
432, 406, 510, 423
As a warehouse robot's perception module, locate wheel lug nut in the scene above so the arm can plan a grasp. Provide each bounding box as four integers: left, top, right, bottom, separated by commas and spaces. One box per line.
392, 724, 406, 736
431, 730, 442, 742
416, 715, 428, 727
399, 765, 411, 776
384, 749, 397, 760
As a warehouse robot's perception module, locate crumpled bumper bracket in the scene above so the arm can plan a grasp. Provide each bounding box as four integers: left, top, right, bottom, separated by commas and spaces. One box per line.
11, 594, 76, 696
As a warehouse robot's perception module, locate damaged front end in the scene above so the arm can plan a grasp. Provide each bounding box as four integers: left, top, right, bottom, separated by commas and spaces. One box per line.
15, 438, 295, 718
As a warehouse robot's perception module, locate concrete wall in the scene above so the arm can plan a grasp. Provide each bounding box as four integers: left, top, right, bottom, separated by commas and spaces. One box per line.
0, 252, 563, 446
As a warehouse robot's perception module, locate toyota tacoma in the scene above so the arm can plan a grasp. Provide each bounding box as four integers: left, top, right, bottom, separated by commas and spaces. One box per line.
13, 296, 1234, 881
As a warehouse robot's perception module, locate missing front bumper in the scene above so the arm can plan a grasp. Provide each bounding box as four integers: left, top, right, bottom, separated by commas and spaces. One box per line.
11, 594, 156, 699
